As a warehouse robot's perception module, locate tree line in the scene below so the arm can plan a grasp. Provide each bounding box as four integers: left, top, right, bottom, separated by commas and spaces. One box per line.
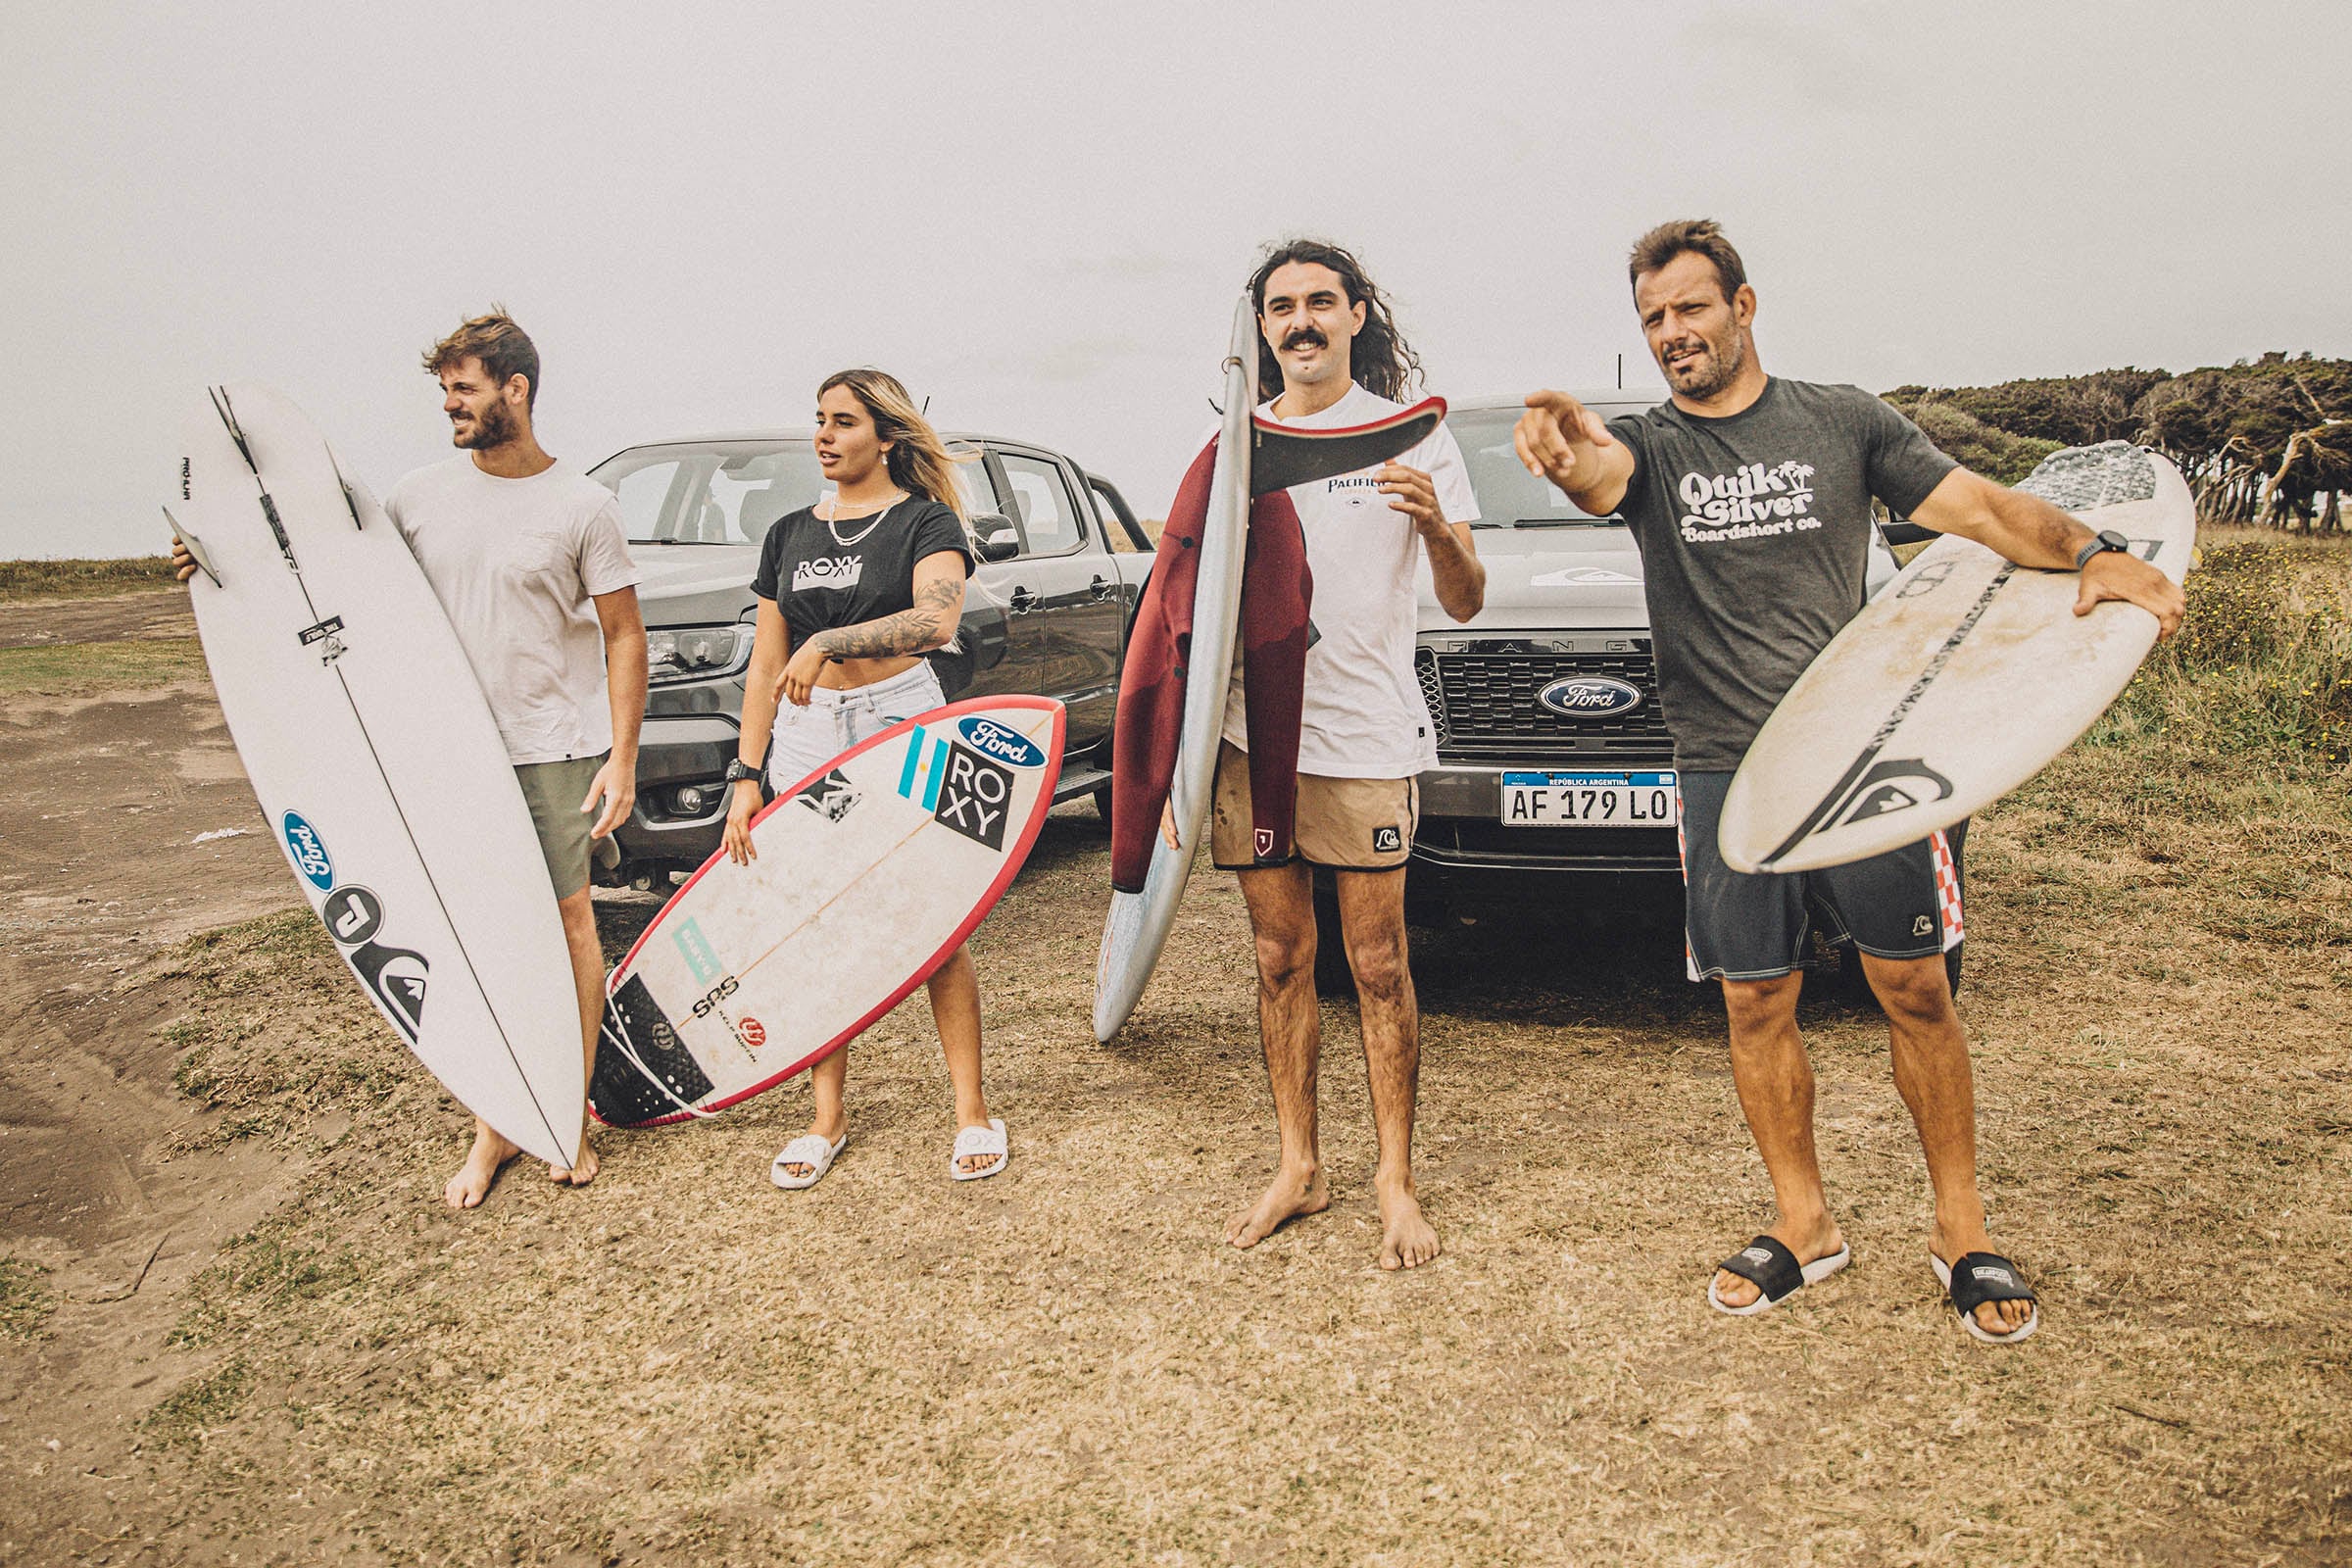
1884, 352, 2352, 530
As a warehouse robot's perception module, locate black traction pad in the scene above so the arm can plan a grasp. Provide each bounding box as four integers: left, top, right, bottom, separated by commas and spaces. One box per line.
1249, 396, 1446, 496
590, 973, 714, 1126
2018, 440, 2156, 512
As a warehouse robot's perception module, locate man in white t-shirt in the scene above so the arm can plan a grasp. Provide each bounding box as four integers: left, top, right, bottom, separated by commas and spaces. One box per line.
1209, 240, 1485, 1270
174, 313, 642, 1207
388, 313, 645, 1207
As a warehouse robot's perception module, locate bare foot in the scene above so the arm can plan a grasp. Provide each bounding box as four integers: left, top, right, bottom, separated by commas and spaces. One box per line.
1932, 1222, 2036, 1338
1711, 1217, 1845, 1309
1226, 1166, 1328, 1249
444, 1124, 519, 1209
1376, 1183, 1441, 1271
548, 1130, 600, 1188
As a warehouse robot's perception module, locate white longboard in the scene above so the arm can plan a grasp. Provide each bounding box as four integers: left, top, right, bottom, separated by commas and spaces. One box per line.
589, 696, 1064, 1126
1719, 442, 2196, 874
1090, 297, 1258, 1043
170, 383, 585, 1165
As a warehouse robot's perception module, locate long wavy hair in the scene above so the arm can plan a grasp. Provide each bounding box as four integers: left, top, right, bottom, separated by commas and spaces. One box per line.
817, 368, 968, 521
1246, 238, 1424, 403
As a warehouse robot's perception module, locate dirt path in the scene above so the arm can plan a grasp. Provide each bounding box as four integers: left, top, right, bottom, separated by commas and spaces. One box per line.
2, 589, 2347, 1566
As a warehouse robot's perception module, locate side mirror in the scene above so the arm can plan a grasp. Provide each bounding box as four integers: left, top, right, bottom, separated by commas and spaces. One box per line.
969, 512, 1021, 564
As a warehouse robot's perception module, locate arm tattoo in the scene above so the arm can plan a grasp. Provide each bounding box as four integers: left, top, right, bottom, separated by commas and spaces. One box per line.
813, 578, 963, 660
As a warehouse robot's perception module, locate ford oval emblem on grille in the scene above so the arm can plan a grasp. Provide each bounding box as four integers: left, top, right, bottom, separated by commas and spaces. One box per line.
1537, 675, 1642, 718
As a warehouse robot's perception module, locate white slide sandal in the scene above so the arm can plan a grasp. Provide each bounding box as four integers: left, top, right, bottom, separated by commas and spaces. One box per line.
950, 1118, 1008, 1182
770, 1132, 846, 1191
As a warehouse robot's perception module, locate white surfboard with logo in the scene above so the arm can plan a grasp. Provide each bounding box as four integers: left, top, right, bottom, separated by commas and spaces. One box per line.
589, 696, 1064, 1127
169, 383, 585, 1166
1718, 442, 2195, 874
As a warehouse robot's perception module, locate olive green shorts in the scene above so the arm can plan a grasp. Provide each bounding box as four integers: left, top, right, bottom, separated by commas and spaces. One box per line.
514, 753, 608, 900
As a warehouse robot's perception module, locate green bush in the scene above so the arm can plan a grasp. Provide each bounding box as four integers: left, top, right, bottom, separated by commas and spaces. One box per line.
2121, 543, 2352, 769
1886, 398, 2063, 486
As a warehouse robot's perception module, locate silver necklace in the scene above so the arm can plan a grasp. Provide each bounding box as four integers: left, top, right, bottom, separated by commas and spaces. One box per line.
824, 491, 906, 548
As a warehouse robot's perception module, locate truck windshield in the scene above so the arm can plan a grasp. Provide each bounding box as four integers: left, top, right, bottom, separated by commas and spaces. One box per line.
1446, 408, 1622, 528
591, 441, 996, 545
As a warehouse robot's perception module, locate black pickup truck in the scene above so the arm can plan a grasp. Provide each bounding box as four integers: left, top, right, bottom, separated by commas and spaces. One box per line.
588, 429, 1152, 888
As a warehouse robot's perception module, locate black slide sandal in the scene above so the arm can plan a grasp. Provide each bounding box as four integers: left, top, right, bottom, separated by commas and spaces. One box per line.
1707, 1234, 1851, 1317
1931, 1250, 2040, 1344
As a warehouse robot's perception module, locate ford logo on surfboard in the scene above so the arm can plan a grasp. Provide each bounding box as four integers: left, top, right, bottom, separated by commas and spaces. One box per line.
956, 715, 1047, 769
281, 810, 335, 889
1537, 676, 1643, 719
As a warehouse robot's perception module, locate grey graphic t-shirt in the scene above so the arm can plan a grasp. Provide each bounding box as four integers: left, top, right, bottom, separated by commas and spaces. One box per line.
1606, 378, 1956, 770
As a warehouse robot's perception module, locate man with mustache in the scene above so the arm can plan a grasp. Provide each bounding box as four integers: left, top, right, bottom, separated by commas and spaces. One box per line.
1515, 221, 2181, 1340
1209, 239, 1485, 1270
182, 311, 647, 1206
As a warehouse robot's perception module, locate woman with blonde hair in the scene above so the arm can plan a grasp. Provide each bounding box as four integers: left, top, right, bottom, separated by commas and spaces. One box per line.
722, 368, 1006, 1187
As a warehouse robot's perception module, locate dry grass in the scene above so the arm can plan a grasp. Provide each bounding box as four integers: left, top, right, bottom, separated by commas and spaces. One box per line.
0, 555, 178, 601
21, 533, 2352, 1564
0, 635, 205, 696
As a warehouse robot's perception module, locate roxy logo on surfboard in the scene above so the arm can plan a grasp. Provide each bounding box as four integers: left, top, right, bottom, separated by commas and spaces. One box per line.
1675, 460, 1821, 543
896, 724, 1016, 851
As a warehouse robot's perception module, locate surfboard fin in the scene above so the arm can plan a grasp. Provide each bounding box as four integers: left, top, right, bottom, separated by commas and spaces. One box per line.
160, 506, 222, 588
324, 446, 365, 528
208, 386, 258, 474
209, 386, 296, 559
1249, 396, 1448, 497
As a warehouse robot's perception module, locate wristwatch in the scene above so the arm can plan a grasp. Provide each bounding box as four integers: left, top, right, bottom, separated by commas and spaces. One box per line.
2073, 528, 2130, 570
724, 759, 762, 785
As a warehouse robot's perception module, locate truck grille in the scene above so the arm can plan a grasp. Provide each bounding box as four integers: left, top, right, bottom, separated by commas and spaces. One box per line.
1416, 642, 1673, 760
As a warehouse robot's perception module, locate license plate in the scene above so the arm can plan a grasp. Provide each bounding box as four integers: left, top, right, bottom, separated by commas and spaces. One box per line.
1499, 770, 1679, 827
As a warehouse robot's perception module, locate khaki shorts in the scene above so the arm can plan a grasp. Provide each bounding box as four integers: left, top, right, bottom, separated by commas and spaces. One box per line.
514, 753, 607, 900
1209, 741, 1417, 873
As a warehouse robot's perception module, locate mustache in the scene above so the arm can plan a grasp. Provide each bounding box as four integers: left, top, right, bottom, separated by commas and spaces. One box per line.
1282, 328, 1328, 352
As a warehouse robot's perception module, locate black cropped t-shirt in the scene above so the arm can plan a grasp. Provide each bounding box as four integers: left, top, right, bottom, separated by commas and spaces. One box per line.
750, 498, 973, 649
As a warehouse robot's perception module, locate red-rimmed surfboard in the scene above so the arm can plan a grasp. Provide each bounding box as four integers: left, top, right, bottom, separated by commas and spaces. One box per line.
589, 695, 1064, 1127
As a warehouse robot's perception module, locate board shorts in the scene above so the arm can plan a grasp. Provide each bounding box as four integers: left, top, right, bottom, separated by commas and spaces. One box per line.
768, 661, 945, 791
1209, 741, 1417, 873
515, 752, 608, 901
1677, 769, 1963, 982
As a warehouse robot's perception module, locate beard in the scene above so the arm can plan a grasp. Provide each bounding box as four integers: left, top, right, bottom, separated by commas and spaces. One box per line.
453, 399, 518, 450
1661, 328, 1746, 400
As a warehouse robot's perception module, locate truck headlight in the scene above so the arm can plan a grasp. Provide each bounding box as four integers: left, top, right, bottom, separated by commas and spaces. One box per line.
646, 623, 755, 686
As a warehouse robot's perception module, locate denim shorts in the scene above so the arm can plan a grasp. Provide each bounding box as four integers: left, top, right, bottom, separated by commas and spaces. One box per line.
767, 662, 946, 791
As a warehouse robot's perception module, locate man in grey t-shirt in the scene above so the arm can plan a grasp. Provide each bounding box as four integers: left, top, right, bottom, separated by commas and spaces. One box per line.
1514, 220, 2181, 1344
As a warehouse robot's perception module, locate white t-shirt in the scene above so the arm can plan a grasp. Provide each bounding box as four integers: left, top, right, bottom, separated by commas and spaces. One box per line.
383, 457, 640, 765
1220, 384, 1480, 778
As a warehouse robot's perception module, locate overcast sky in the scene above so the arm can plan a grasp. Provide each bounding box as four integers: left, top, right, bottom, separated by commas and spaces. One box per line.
7, 0, 2349, 559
